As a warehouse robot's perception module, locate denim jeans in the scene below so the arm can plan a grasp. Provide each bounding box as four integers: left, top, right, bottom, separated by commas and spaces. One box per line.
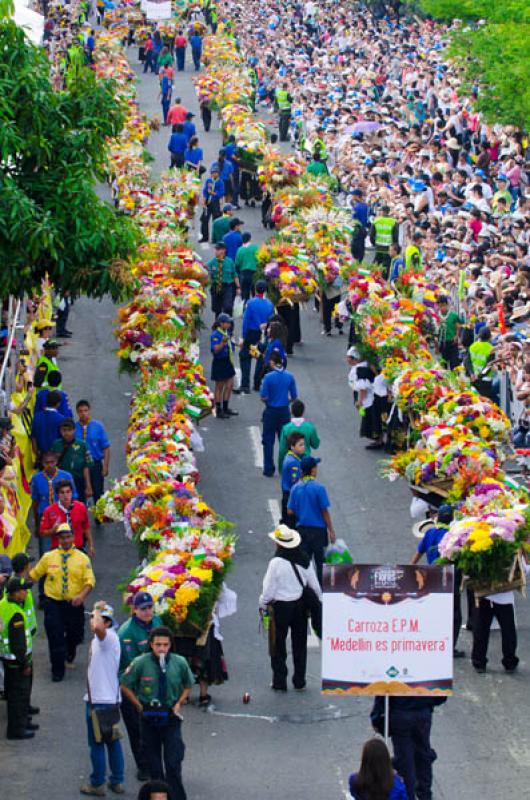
85, 702, 125, 787
262, 406, 290, 476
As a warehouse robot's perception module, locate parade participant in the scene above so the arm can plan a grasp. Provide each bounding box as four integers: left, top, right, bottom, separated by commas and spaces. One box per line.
200, 165, 225, 242
404, 231, 423, 272
174, 30, 187, 71
238, 279, 274, 394
168, 124, 188, 168
80, 602, 125, 797
75, 400, 111, 506
471, 587, 521, 675
118, 592, 162, 783
207, 243, 239, 316
212, 203, 234, 244
51, 418, 93, 503
306, 154, 328, 177
160, 69, 172, 126
437, 295, 463, 370
31, 389, 66, 458
189, 30, 202, 71
275, 81, 292, 142
184, 135, 204, 173
137, 781, 171, 800
33, 339, 60, 388
199, 99, 212, 132
30, 525, 95, 681
35, 370, 73, 417
182, 112, 196, 143
0, 576, 35, 740
40, 482, 94, 556
235, 232, 258, 301
11, 553, 38, 642
210, 314, 238, 419
370, 206, 399, 278
280, 431, 304, 523
349, 738, 407, 800
260, 352, 297, 477
166, 97, 188, 126
259, 525, 321, 691
222, 218, 244, 262
278, 399, 320, 469
121, 626, 195, 800
287, 456, 336, 585
371, 695, 447, 800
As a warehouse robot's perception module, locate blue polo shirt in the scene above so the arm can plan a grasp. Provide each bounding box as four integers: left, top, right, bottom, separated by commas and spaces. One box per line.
281, 452, 301, 492
168, 132, 188, 155
288, 478, 330, 528
242, 296, 274, 337
224, 142, 237, 163
182, 120, 196, 141
75, 420, 110, 462
260, 367, 297, 408
189, 34, 202, 52
31, 469, 78, 515
185, 146, 203, 166
202, 177, 225, 201
35, 389, 73, 418
223, 229, 243, 261
351, 200, 369, 227
417, 525, 448, 564
31, 408, 66, 453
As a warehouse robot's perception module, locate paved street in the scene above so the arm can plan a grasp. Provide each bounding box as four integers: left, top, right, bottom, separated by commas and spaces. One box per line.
1, 44, 530, 800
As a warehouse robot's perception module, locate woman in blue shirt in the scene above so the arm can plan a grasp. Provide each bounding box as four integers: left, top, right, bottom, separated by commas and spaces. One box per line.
210, 314, 238, 420
185, 136, 204, 172
349, 738, 407, 800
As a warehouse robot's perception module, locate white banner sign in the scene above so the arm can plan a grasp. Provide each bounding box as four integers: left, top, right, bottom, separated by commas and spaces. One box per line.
322, 564, 453, 696
144, 0, 172, 20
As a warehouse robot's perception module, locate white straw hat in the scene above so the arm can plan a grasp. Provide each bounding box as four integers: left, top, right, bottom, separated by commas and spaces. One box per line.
268, 524, 301, 549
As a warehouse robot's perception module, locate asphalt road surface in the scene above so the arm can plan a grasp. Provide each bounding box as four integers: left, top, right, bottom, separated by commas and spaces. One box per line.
1, 42, 529, 800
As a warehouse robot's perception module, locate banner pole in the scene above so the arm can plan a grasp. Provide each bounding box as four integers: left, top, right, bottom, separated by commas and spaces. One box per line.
384, 695, 390, 746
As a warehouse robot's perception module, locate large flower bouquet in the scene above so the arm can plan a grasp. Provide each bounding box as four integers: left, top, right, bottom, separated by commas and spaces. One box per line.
424, 391, 511, 443
132, 244, 209, 285
461, 480, 528, 517
438, 510, 529, 590
124, 532, 235, 635
257, 147, 304, 192
348, 266, 392, 309
258, 239, 317, 301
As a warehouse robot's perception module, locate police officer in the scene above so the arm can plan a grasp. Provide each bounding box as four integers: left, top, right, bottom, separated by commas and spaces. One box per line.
118, 592, 162, 782
311, 127, 327, 162
405, 231, 424, 272
260, 352, 297, 477
370, 205, 399, 277
238, 279, 274, 394
121, 626, 194, 800
0, 576, 36, 739
34, 339, 61, 389
275, 82, 292, 142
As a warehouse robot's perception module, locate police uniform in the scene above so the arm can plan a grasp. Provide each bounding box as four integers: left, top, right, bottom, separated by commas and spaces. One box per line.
370, 215, 399, 276
122, 651, 194, 800
118, 612, 162, 777
275, 88, 292, 142
0, 579, 33, 739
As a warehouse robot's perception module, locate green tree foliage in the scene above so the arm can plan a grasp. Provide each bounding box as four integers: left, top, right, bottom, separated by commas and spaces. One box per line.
0, 21, 140, 300
419, 1, 530, 129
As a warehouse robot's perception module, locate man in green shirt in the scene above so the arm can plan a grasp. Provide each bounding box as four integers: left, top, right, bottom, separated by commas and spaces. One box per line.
121, 626, 194, 800
278, 399, 320, 470
235, 232, 258, 301
207, 242, 240, 316
211, 204, 234, 244
118, 592, 162, 781
437, 295, 463, 370
306, 155, 328, 177
51, 418, 92, 504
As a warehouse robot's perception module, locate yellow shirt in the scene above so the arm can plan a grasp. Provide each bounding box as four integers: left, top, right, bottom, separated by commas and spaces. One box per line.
30, 547, 96, 601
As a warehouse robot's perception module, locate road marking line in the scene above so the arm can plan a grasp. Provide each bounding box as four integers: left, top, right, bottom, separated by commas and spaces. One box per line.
335, 766, 351, 799
268, 498, 281, 527
249, 425, 263, 469
207, 707, 277, 723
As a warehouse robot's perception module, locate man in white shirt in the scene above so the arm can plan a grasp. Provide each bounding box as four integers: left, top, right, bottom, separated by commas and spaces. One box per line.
81, 602, 125, 797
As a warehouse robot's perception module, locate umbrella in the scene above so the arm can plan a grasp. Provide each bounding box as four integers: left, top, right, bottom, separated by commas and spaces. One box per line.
351, 121, 382, 134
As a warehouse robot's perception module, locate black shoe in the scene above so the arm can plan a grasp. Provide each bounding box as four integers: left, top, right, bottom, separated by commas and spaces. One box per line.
453, 649, 465, 659
57, 332, 72, 338
473, 665, 486, 674
504, 664, 518, 674
52, 674, 64, 682
233, 387, 250, 394
28, 705, 40, 715
263, 471, 275, 478
26, 722, 39, 731
224, 408, 239, 416
216, 411, 228, 419
136, 770, 150, 782
7, 731, 35, 740
270, 684, 287, 692
365, 441, 384, 450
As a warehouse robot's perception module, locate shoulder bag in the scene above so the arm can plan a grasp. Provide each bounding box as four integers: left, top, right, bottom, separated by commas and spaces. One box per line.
290, 561, 322, 639
87, 645, 122, 745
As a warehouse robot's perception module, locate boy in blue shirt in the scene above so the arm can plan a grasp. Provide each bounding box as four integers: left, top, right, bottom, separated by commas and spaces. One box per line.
280, 432, 304, 523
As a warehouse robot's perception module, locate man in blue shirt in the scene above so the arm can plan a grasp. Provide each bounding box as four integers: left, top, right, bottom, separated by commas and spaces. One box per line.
75, 400, 111, 505
280, 431, 304, 523
260, 352, 297, 477
200, 165, 225, 242
168, 124, 188, 168
189, 32, 202, 71
223, 136, 240, 208
287, 456, 336, 585
238, 279, 274, 394
31, 391, 65, 459
182, 112, 196, 142
222, 218, 244, 262
35, 371, 73, 418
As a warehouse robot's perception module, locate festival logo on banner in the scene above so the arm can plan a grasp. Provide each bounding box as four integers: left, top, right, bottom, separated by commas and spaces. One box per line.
321, 564, 454, 696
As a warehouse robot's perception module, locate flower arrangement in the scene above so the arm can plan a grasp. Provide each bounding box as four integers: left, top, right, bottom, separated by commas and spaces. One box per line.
258, 238, 318, 301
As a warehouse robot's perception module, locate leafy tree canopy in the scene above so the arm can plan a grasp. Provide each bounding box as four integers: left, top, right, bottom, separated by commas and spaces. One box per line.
0, 20, 140, 300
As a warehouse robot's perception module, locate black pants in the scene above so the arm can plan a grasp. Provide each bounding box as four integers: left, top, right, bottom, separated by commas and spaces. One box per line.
90, 459, 105, 504
170, 152, 185, 169
239, 328, 261, 391
43, 598, 85, 679
142, 719, 186, 800
439, 341, 461, 370
56, 304, 70, 335
453, 568, 462, 649
211, 284, 235, 316
471, 598, 518, 670
121, 694, 150, 773
281, 490, 290, 524
176, 46, 185, 70
240, 270, 254, 302
279, 110, 291, 141
374, 249, 391, 278
269, 599, 307, 689
391, 709, 434, 800
200, 200, 221, 241
298, 526, 327, 586
201, 106, 212, 132
322, 293, 340, 333
277, 303, 300, 354
5, 661, 31, 736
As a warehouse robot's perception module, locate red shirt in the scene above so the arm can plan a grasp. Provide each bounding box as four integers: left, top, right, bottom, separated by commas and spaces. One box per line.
40, 501, 90, 549
167, 104, 188, 125
175, 35, 187, 48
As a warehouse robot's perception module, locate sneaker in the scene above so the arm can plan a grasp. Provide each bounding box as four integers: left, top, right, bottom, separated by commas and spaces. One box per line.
270, 684, 287, 692
108, 785, 125, 795
473, 665, 487, 674
80, 786, 106, 796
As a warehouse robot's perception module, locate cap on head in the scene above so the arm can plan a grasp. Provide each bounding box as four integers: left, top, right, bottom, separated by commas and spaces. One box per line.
57, 522, 73, 536
133, 591, 154, 609
255, 279, 267, 294
347, 347, 360, 359
59, 417, 76, 430
217, 313, 233, 325
300, 456, 321, 475
44, 339, 60, 349
92, 602, 115, 623
223, 203, 234, 212
6, 576, 33, 593
11, 553, 33, 573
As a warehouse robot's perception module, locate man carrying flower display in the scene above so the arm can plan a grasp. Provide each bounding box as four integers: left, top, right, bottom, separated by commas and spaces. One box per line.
121, 627, 194, 800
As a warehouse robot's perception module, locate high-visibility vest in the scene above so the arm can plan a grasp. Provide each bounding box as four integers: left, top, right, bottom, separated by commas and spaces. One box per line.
312, 137, 327, 160
276, 89, 291, 111
35, 355, 60, 389
0, 597, 32, 661
24, 591, 37, 636
469, 340, 494, 377
374, 217, 397, 249
405, 244, 423, 271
